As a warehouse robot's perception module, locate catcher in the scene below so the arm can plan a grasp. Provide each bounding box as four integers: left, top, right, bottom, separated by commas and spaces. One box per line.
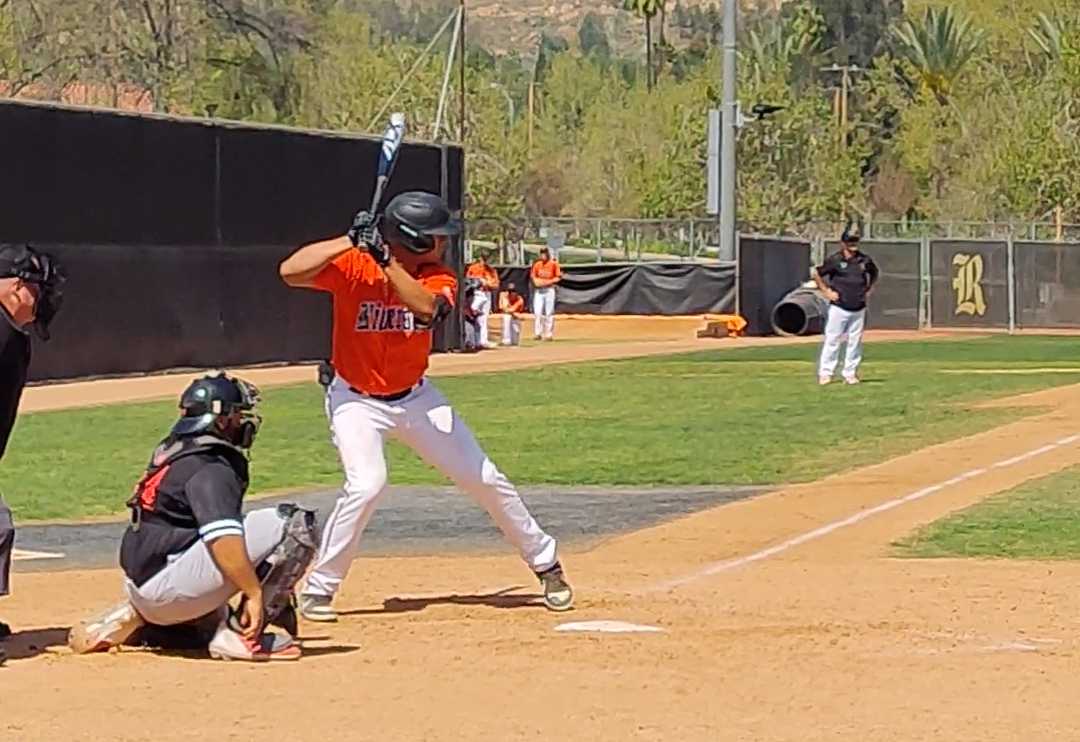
278, 190, 573, 622
68, 372, 319, 661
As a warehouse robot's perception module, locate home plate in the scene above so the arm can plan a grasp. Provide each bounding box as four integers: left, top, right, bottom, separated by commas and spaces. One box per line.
555, 620, 665, 634
12, 548, 65, 561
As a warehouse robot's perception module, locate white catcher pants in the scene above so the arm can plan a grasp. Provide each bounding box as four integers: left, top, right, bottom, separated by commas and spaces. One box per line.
532, 287, 556, 339
303, 377, 559, 598
818, 305, 866, 381
470, 290, 492, 347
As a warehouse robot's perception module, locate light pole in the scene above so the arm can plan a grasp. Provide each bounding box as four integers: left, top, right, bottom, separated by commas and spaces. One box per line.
719, 0, 737, 263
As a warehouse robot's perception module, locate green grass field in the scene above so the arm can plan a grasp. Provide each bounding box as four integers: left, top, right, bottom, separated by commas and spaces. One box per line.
896, 465, 1080, 560
4, 335, 1080, 522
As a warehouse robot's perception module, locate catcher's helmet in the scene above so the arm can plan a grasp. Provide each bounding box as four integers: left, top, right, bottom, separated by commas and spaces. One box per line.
171, 371, 262, 449
383, 191, 462, 255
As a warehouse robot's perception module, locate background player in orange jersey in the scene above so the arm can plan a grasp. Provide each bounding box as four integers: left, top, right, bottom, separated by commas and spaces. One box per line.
465, 251, 499, 349
497, 280, 526, 346
530, 247, 562, 341
278, 191, 574, 622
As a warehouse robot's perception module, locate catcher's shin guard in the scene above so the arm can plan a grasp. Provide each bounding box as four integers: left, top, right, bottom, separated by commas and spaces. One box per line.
68, 600, 146, 654
237, 504, 319, 635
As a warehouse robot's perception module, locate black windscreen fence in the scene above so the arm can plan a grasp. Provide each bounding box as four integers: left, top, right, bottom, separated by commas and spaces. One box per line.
494, 263, 736, 315
1014, 242, 1080, 329
825, 241, 920, 330
0, 100, 463, 381
739, 238, 811, 336
930, 240, 1009, 328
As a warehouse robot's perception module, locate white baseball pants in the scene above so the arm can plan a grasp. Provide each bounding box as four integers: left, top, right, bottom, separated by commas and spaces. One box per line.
532, 287, 556, 339
303, 377, 559, 598
818, 305, 866, 381
470, 290, 492, 347
501, 314, 521, 345
124, 508, 287, 626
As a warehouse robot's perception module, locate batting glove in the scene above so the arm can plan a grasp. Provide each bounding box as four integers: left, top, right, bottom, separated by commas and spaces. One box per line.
348, 210, 391, 267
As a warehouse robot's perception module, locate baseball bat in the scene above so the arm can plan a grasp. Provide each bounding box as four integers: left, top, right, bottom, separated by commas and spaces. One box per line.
369, 112, 406, 216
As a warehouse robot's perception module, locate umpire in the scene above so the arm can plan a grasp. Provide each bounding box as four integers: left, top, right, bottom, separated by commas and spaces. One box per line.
0, 244, 65, 665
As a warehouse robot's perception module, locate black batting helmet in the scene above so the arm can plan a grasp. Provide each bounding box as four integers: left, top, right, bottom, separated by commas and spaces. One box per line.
172, 371, 263, 449
383, 191, 462, 255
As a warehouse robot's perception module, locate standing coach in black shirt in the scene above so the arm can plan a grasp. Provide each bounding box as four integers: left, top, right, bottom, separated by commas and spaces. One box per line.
813, 226, 879, 385
0, 244, 65, 664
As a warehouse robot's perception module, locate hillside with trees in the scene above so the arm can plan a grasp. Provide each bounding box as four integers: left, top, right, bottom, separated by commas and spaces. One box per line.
0, 0, 1076, 233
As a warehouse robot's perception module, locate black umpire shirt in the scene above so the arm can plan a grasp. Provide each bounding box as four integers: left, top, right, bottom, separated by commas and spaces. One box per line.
0, 305, 31, 462
815, 249, 880, 312
120, 444, 250, 587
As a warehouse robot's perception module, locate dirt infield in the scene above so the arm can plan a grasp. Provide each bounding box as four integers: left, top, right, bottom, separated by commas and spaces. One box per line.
5, 343, 1080, 738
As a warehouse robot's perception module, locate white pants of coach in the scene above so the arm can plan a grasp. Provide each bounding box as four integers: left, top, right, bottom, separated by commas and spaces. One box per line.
303, 377, 558, 598
818, 305, 866, 381
501, 314, 521, 345
124, 508, 287, 626
532, 287, 556, 339
470, 290, 492, 347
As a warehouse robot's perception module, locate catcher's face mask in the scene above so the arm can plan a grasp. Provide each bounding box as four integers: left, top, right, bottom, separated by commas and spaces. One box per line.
0, 246, 66, 340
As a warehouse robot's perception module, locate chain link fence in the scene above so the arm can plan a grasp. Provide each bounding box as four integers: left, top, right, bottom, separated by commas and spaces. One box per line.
466, 217, 1080, 266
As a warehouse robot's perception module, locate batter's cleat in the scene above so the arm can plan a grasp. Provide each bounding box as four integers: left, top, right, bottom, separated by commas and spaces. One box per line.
537, 563, 574, 612
299, 594, 338, 623
0, 620, 10, 639
208, 620, 300, 662
0, 646, 6, 667
68, 600, 146, 654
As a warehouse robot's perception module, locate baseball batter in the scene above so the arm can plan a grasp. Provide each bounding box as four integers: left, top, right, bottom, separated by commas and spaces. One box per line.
278, 191, 574, 622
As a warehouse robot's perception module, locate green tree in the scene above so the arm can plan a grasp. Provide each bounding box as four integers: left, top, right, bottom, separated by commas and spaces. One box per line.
893, 6, 986, 103
808, 0, 905, 66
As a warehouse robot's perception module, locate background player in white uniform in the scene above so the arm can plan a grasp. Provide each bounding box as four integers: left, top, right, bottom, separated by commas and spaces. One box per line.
814, 226, 879, 385
278, 191, 574, 622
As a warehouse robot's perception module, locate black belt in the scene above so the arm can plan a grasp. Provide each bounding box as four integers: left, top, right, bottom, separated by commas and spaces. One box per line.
349, 382, 420, 402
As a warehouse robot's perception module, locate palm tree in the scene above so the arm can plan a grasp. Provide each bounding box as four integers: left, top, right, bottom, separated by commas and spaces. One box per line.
892, 6, 986, 104
623, 0, 663, 90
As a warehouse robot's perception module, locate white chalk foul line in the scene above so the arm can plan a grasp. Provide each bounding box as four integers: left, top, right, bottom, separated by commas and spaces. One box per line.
12, 548, 66, 561
652, 434, 1080, 592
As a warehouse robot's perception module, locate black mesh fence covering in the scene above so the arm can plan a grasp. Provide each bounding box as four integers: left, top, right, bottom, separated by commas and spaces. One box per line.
824, 241, 920, 329
738, 238, 811, 336
493, 263, 735, 315
0, 100, 462, 381
930, 240, 1009, 328
1015, 242, 1080, 328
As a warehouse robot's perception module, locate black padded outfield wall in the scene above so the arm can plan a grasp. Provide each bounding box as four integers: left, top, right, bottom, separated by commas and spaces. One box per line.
0, 100, 464, 381
930, 240, 1009, 328
738, 238, 811, 336
825, 241, 921, 330
1014, 242, 1080, 329
494, 263, 736, 315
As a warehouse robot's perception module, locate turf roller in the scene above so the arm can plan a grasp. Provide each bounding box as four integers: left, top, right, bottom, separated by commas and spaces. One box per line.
771, 286, 829, 336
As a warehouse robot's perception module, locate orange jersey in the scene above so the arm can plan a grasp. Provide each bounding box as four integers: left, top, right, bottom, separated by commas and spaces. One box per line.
531, 259, 562, 283
499, 291, 525, 314
466, 262, 499, 289
313, 250, 457, 395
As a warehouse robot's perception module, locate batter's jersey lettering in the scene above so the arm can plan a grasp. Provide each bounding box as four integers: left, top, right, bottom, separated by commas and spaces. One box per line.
313, 250, 457, 395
